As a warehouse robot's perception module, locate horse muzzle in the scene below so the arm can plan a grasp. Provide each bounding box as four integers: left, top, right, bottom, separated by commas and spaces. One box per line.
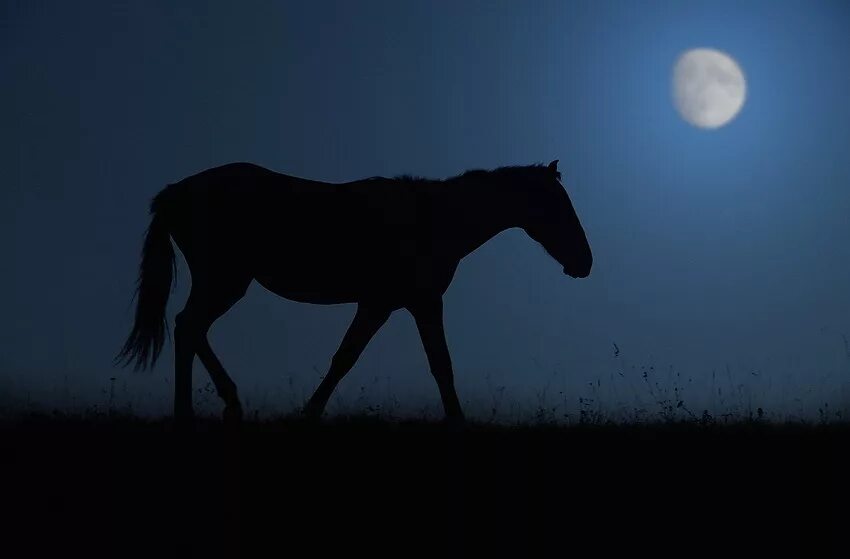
564, 260, 591, 279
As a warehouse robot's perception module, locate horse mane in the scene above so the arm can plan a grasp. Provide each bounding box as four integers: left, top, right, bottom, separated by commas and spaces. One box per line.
390, 163, 558, 185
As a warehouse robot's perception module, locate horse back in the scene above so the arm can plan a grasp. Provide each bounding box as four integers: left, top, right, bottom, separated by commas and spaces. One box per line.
163, 164, 443, 298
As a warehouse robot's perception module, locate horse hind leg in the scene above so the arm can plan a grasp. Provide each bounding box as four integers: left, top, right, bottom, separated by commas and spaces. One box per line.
173, 275, 251, 424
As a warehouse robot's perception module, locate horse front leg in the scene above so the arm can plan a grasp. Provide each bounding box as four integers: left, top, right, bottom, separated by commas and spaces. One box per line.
303, 304, 392, 420
407, 296, 465, 423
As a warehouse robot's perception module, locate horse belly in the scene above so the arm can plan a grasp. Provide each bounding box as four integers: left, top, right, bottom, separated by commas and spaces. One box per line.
252, 240, 417, 305
254, 257, 361, 304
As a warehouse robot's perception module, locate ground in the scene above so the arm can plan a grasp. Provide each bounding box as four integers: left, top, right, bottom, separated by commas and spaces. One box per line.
2, 413, 846, 556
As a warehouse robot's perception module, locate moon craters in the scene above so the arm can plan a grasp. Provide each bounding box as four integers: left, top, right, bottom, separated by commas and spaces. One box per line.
673, 48, 746, 129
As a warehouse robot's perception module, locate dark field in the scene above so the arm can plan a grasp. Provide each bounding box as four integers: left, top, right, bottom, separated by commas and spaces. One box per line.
3, 414, 847, 556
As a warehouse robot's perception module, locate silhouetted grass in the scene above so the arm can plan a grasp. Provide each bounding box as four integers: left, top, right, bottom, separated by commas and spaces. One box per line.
3, 409, 846, 556
4, 406, 848, 431
4, 337, 848, 554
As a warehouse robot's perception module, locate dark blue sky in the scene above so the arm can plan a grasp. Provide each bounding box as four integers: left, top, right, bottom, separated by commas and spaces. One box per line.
3, 0, 850, 420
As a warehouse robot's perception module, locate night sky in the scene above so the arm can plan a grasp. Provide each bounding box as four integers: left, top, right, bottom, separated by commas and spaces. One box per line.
3, 0, 850, 420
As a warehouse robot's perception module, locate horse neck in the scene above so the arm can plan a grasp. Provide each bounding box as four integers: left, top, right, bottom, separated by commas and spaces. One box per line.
443, 176, 523, 261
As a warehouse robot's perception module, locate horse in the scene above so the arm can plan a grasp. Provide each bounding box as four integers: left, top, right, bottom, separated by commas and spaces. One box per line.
115, 159, 592, 423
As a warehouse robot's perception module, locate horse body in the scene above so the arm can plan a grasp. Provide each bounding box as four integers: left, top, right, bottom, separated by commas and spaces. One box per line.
162, 162, 472, 306
117, 160, 591, 423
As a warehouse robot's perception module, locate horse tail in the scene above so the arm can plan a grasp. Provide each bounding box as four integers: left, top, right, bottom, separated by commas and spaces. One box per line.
115, 187, 178, 371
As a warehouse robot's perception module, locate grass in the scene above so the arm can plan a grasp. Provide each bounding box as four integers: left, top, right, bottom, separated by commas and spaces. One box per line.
2, 407, 847, 555
4, 342, 849, 556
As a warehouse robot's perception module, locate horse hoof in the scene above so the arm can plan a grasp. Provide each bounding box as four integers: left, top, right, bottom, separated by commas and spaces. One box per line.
302, 411, 321, 422
173, 411, 195, 431
223, 405, 243, 424
300, 406, 323, 424
443, 415, 467, 431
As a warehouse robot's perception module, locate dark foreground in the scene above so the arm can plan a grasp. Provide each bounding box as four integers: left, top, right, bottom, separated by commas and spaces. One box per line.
2, 414, 847, 556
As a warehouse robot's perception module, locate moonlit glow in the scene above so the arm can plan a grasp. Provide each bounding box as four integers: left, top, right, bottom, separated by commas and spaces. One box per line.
673, 48, 746, 129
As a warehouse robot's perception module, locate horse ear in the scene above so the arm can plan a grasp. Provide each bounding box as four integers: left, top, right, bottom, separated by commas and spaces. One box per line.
548, 160, 559, 173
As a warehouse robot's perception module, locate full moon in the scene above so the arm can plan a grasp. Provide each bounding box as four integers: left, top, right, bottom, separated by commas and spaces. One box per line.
672, 48, 746, 129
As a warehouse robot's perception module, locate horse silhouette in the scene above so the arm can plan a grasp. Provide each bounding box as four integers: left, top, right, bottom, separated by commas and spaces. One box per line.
115, 160, 592, 423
